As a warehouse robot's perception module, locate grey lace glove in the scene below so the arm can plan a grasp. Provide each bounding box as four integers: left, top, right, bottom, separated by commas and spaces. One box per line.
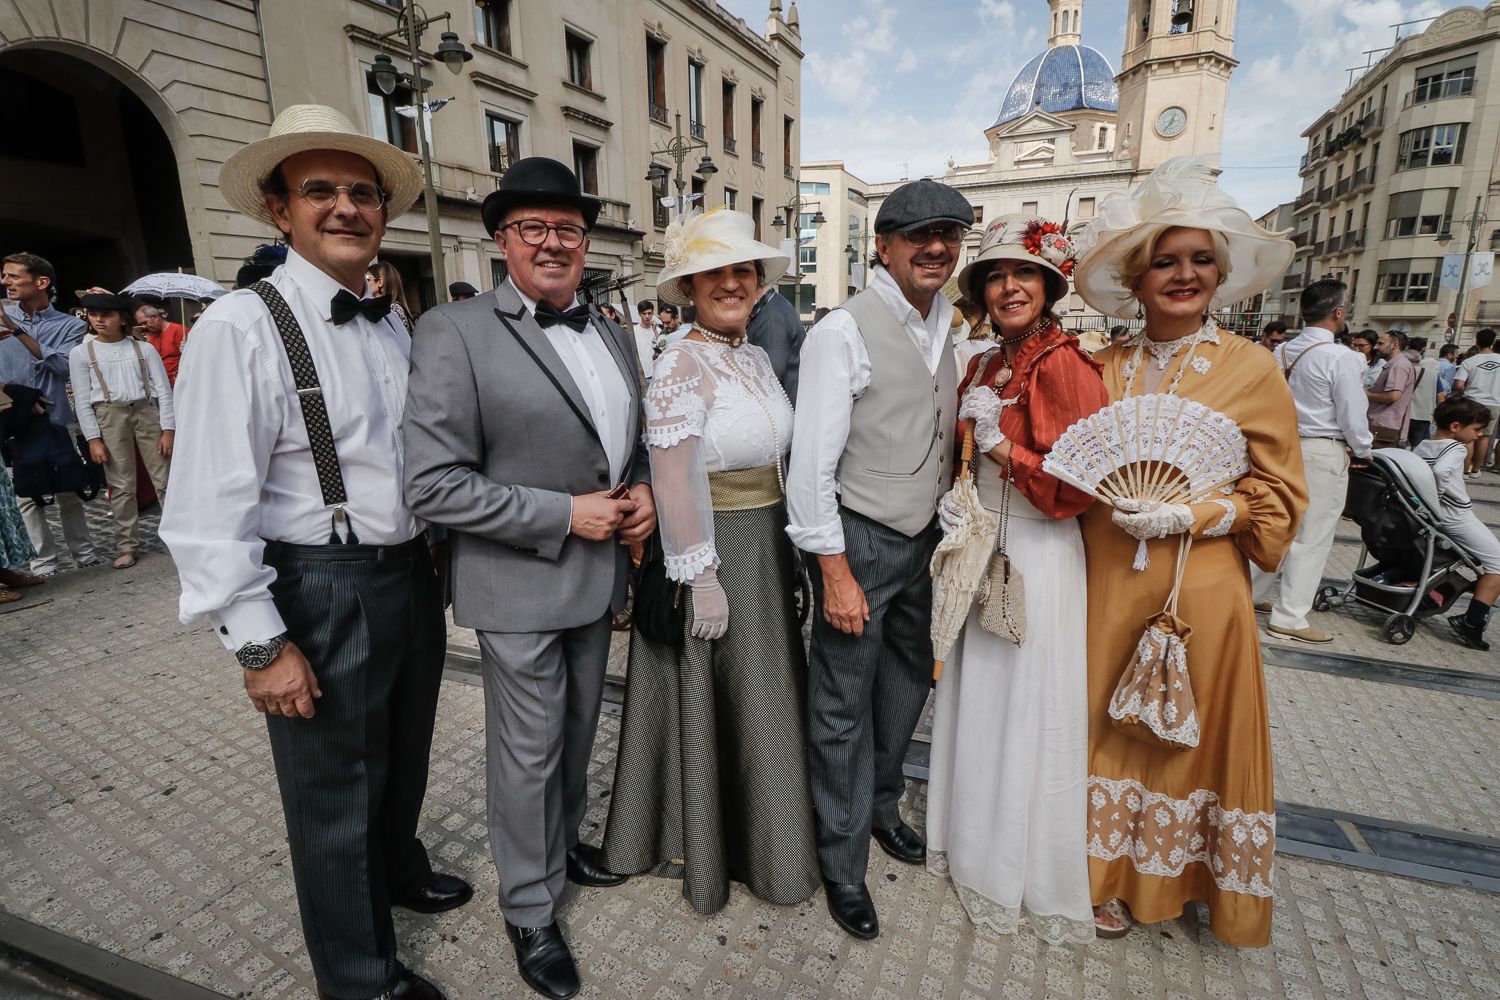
689, 566, 729, 640
959, 385, 1007, 453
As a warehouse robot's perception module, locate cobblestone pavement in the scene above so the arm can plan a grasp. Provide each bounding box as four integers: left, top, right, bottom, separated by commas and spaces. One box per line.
4, 500, 1500, 999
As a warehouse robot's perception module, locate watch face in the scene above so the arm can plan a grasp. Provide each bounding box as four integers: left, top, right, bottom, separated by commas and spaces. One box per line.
1156, 106, 1188, 138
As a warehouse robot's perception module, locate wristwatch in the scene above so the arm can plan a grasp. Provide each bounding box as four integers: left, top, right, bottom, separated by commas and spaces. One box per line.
236, 632, 290, 670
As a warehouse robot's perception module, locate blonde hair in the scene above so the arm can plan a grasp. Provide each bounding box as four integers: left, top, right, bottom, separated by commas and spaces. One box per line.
1113, 225, 1232, 295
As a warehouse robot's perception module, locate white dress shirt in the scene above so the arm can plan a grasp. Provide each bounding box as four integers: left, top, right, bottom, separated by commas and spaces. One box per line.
786, 265, 954, 554
508, 280, 633, 485
1274, 326, 1375, 458
68, 337, 176, 441
160, 249, 417, 650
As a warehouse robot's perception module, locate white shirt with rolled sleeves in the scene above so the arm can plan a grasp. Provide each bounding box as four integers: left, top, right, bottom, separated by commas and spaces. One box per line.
160, 249, 418, 651
1273, 326, 1375, 459
785, 265, 954, 555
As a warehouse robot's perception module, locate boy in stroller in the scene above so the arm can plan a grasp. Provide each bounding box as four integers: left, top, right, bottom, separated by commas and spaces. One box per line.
1415, 396, 1500, 649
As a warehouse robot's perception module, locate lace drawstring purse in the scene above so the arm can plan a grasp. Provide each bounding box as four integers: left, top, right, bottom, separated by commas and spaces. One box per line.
979, 479, 1026, 645
1107, 537, 1201, 750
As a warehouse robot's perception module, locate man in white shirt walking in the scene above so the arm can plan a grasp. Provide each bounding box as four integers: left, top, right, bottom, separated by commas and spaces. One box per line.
1455, 328, 1500, 476
787, 179, 971, 940
1253, 278, 1373, 643
632, 298, 659, 376
160, 105, 467, 1000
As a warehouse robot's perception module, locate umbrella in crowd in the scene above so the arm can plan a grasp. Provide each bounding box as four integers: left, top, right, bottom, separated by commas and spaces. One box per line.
122, 272, 229, 302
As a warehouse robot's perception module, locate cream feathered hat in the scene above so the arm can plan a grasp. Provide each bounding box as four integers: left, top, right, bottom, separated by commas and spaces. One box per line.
654, 207, 790, 306
1072, 156, 1294, 318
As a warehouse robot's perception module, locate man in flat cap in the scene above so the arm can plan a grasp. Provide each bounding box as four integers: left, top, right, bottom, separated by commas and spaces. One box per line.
162, 104, 469, 1000
786, 178, 973, 939
447, 281, 477, 301
403, 156, 653, 1000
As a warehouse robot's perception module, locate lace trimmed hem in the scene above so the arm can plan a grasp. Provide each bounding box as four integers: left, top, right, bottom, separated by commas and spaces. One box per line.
664, 544, 718, 582
929, 852, 1095, 947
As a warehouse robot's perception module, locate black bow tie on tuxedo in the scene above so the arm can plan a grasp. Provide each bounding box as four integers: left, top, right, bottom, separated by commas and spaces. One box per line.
330, 289, 392, 326
534, 300, 592, 334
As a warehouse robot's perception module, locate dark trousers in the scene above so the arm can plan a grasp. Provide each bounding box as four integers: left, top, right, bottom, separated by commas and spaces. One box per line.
805, 509, 938, 883
1408, 419, 1432, 447
264, 538, 445, 1000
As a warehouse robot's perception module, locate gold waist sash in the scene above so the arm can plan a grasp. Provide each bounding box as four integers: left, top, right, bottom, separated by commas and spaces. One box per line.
708, 464, 781, 511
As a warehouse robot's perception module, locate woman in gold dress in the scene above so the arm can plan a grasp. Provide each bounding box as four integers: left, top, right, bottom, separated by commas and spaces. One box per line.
1071, 157, 1305, 947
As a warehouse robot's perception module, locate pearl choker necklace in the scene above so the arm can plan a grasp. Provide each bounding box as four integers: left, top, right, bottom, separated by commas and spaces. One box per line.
693, 323, 744, 347
999, 315, 1051, 346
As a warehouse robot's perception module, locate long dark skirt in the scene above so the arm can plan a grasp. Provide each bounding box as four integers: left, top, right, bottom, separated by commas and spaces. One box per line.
603, 502, 820, 914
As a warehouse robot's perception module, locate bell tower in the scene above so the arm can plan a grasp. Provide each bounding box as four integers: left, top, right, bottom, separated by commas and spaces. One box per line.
1115, 0, 1238, 174
1049, 0, 1083, 47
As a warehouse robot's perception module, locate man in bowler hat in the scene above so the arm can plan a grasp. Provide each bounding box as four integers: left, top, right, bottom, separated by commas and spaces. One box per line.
402, 157, 654, 1000
787, 178, 972, 939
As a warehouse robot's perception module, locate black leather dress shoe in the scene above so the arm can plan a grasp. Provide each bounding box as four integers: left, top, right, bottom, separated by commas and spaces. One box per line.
505, 920, 580, 1000
392, 873, 474, 914
824, 880, 879, 940
391, 969, 445, 1000
565, 844, 627, 887
872, 821, 926, 865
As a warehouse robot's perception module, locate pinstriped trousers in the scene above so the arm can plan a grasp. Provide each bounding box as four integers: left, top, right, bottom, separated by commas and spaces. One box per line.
806, 509, 939, 884
264, 539, 445, 1000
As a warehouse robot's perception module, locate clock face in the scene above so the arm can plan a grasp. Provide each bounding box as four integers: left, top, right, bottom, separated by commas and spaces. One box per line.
1156, 106, 1188, 138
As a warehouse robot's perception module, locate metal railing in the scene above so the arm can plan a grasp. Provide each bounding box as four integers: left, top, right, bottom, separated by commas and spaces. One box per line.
1403, 76, 1476, 106
1295, 188, 1317, 210
648, 101, 668, 125
723, 137, 737, 154
1352, 166, 1373, 192
689, 119, 705, 140
1292, 230, 1313, 248
752, 149, 764, 166
1317, 186, 1334, 204
1360, 107, 1387, 135
784, 163, 794, 178
1336, 176, 1352, 199
1283, 273, 1306, 291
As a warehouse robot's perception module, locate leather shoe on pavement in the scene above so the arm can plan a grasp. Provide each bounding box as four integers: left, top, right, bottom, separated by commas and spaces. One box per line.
391, 969, 445, 1000
1449, 616, 1491, 651
392, 873, 473, 914
872, 821, 926, 865
505, 921, 580, 999
824, 880, 879, 940
566, 843, 627, 887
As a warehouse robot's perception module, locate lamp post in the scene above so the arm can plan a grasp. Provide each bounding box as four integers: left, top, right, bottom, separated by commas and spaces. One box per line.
844, 219, 874, 292
771, 189, 826, 318
1437, 196, 1489, 344
645, 111, 717, 221
371, 2, 479, 306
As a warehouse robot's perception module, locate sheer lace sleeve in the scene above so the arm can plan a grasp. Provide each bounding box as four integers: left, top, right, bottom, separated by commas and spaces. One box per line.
645, 345, 718, 581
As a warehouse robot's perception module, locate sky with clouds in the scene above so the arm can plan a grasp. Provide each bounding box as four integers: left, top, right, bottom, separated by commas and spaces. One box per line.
718, 0, 1473, 217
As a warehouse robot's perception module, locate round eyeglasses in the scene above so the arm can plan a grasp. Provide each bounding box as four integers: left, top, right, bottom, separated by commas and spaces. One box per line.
502, 219, 589, 249
298, 178, 386, 213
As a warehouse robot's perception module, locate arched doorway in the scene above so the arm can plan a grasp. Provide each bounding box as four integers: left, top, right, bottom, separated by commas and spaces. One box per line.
0, 47, 192, 309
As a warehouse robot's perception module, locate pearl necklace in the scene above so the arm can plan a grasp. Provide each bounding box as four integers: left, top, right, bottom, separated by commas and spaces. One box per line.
999, 314, 1052, 346
693, 323, 744, 348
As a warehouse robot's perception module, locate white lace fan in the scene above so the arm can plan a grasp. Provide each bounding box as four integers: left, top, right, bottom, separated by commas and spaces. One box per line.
1043, 395, 1249, 564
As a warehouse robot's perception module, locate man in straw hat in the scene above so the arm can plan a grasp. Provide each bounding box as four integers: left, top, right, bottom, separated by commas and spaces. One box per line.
786, 178, 972, 939
161, 105, 469, 1000
402, 156, 653, 1000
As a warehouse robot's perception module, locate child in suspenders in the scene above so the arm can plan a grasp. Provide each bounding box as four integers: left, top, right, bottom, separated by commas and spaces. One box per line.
67, 291, 174, 569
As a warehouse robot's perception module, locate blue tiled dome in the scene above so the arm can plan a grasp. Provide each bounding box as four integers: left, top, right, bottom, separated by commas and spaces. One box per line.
993, 44, 1119, 127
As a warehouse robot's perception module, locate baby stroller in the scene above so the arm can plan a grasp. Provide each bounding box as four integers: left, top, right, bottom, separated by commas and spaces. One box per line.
1316, 448, 1481, 645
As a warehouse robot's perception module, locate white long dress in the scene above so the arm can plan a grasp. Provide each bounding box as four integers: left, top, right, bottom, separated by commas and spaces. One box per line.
927, 475, 1095, 946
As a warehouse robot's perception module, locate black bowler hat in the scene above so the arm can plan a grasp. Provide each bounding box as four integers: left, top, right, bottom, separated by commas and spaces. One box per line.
481, 157, 602, 234
78, 291, 134, 314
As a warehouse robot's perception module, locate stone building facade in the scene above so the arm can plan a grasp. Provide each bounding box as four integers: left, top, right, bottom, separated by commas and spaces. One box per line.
1290, 3, 1500, 344
795, 160, 871, 316
0, 0, 802, 310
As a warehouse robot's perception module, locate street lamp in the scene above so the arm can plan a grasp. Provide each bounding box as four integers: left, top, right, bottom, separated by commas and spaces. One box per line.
370, 2, 478, 306
773, 187, 826, 317
1443, 196, 1489, 344
647, 111, 717, 221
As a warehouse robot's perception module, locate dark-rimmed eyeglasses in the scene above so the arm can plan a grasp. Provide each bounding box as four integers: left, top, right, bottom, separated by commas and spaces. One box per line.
298, 178, 386, 213
897, 224, 967, 248
501, 219, 590, 249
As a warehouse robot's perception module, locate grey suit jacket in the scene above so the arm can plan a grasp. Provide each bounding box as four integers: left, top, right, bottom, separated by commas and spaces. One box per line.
402, 282, 650, 633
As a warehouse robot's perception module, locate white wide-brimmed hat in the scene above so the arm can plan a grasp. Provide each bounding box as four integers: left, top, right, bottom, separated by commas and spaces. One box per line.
219, 104, 425, 228
955, 214, 1077, 305
654, 208, 790, 306
1073, 156, 1294, 318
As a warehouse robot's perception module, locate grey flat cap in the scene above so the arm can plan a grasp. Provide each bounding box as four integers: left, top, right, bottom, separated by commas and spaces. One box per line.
874, 178, 974, 235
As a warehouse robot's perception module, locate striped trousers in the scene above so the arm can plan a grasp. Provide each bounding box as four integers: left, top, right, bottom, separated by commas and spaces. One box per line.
806, 509, 938, 884
263, 538, 445, 1000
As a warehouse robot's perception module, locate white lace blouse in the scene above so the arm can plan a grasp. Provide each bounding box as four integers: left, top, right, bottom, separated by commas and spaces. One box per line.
646, 338, 793, 581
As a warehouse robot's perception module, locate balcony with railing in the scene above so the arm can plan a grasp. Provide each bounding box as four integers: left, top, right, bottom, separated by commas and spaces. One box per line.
689, 119, 706, 141
1403, 75, 1477, 107
1336, 176, 1352, 199
1317, 185, 1334, 205
1352, 166, 1374, 193
1294, 188, 1317, 211
1283, 273, 1306, 291
1292, 230, 1313, 248
1477, 299, 1500, 322
1300, 142, 1326, 172
723, 137, 737, 155
648, 101, 668, 125
1344, 229, 1367, 252
1360, 106, 1387, 136
752, 149, 764, 167
784, 163, 794, 179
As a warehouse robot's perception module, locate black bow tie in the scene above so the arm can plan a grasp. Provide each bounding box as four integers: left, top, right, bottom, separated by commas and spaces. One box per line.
535, 300, 592, 333
330, 289, 392, 326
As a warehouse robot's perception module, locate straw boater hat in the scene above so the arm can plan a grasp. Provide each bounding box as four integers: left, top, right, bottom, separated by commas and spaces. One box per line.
219, 104, 424, 228
955, 214, 1078, 306
1072, 155, 1294, 318
653, 208, 790, 306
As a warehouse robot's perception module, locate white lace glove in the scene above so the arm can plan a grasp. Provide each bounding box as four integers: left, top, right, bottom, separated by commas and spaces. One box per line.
689, 567, 729, 640
958, 386, 1007, 454
937, 488, 964, 534
1110, 498, 1195, 541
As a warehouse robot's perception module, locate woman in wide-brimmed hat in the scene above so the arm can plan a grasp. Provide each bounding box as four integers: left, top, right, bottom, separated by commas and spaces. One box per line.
927, 215, 1109, 945
1071, 156, 1304, 947
601, 208, 820, 914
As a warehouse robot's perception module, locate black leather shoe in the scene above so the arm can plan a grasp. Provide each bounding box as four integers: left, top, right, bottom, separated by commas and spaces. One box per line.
824, 880, 879, 940
872, 821, 926, 865
391, 969, 445, 1000
566, 844, 627, 887
505, 921, 580, 1000
1449, 616, 1491, 651
392, 873, 474, 914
